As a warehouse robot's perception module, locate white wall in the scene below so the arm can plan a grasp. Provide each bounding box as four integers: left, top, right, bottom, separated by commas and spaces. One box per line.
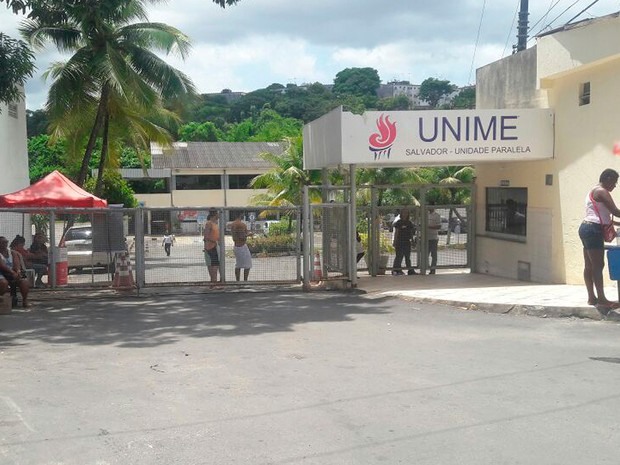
0, 98, 29, 194
0, 96, 31, 242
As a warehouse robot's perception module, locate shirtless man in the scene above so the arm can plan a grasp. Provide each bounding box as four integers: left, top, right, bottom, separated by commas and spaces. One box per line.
203, 210, 220, 286
230, 212, 253, 281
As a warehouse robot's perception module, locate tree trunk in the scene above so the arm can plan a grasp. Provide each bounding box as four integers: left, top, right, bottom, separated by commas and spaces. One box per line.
76, 85, 109, 186
95, 113, 110, 196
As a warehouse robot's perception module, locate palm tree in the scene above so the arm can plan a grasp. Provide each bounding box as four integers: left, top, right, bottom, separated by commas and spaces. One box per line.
20, 0, 199, 186
356, 167, 427, 206
250, 136, 322, 231
251, 136, 322, 207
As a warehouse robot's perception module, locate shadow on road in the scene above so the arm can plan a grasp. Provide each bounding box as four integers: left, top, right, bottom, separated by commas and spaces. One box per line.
0, 292, 393, 349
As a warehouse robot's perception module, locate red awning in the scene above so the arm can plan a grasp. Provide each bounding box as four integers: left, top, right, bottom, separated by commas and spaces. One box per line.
0, 170, 108, 208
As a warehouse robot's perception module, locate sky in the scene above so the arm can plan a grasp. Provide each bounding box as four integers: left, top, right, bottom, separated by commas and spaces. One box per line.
2, 0, 620, 110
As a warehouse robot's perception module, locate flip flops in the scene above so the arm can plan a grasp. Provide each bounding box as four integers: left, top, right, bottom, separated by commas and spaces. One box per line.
596, 301, 620, 315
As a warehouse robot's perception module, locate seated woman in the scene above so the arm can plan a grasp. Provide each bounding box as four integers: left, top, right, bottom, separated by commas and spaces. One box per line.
29, 232, 49, 287
0, 236, 29, 307
9, 234, 47, 287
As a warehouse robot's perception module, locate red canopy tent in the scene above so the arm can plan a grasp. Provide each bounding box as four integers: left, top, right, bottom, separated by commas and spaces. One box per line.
0, 170, 107, 208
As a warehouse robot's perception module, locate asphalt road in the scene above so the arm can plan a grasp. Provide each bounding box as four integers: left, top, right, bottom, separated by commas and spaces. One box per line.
3, 292, 618, 465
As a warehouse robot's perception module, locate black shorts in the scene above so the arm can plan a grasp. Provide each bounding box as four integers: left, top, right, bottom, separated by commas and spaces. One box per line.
204, 247, 220, 266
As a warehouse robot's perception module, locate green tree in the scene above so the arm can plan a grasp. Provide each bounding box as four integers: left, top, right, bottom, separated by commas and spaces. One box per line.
377, 94, 411, 111
0, 33, 35, 107
450, 86, 476, 109
419, 77, 457, 109
21, 0, 196, 188
178, 121, 221, 141
84, 170, 138, 207
26, 109, 49, 137
119, 146, 150, 168
333, 67, 381, 98
250, 136, 321, 207
27, 134, 72, 182
357, 167, 426, 206
20, 0, 241, 188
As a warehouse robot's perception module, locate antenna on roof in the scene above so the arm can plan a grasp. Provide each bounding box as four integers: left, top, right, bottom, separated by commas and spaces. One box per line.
516, 0, 529, 52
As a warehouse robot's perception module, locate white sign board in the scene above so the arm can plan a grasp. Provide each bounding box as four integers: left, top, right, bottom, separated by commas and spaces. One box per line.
303, 107, 555, 169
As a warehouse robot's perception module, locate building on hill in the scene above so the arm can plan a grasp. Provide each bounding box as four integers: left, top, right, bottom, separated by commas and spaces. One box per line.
377, 80, 468, 108
203, 88, 246, 103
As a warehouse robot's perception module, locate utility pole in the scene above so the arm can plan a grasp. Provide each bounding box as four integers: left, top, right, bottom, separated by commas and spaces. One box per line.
516, 0, 529, 52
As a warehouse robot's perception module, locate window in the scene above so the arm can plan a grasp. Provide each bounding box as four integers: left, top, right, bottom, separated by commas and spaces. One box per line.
486, 187, 527, 237
175, 175, 221, 190
228, 174, 256, 189
579, 82, 590, 106
8, 103, 18, 118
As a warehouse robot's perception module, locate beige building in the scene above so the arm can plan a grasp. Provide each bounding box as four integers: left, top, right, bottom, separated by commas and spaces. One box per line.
133, 141, 286, 209
475, 12, 620, 284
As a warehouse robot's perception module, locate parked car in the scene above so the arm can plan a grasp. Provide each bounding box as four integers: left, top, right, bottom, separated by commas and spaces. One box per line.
60, 226, 116, 272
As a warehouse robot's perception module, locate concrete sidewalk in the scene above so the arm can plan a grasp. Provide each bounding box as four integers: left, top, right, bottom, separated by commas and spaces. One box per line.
356, 270, 620, 321
7, 271, 620, 323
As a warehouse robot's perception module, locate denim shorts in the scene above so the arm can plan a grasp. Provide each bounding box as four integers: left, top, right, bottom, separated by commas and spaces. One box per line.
204, 247, 220, 266
578, 221, 604, 250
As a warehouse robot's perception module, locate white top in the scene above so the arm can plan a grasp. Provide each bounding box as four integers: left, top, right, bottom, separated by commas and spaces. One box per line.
428, 211, 441, 240
585, 189, 612, 224
162, 234, 175, 244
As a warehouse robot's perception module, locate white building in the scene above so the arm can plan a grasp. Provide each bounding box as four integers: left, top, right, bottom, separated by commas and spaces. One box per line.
0, 97, 29, 194
475, 12, 620, 284
0, 95, 30, 240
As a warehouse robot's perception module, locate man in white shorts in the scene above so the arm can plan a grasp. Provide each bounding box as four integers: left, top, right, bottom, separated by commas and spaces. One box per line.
230, 212, 253, 281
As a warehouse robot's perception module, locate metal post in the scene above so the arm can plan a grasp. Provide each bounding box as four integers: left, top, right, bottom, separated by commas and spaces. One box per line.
370, 187, 378, 277
516, 0, 529, 52
349, 164, 357, 286
219, 207, 226, 283
419, 187, 428, 275
302, 186, 311, 289
134, 207, 145, 288
469, 181, 477, 273
49, 210, 56, 288
296, 206, 302, 282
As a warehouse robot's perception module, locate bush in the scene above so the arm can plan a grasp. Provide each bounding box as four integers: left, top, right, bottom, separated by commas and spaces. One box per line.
247, 234, 296, 255
359, 232, 394, 254
267, 219, 297, 236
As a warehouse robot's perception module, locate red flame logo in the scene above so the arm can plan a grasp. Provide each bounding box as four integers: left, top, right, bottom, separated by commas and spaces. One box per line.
368, 114, 397, 160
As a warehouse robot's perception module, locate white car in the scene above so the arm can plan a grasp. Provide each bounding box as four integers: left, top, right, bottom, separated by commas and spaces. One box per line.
61, 226, 116, 272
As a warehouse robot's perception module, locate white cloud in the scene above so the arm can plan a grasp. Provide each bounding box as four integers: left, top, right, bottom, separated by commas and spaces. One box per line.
2, 0, 619, 109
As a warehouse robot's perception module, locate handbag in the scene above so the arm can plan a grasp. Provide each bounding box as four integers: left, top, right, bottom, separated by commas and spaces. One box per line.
590, 191, 616, 242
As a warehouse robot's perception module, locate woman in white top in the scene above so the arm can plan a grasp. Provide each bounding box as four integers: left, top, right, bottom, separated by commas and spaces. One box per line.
578, 169, 620, 312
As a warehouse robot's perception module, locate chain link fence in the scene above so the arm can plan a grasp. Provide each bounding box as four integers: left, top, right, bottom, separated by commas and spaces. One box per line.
0, 183, 471, 292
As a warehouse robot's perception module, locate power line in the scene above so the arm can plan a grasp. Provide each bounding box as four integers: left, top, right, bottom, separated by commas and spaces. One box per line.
468, 0, 487, 84
565, 0, 599, 24
501, 0, 520, 57
531, 0, 583, 38
529, 0, 563, 32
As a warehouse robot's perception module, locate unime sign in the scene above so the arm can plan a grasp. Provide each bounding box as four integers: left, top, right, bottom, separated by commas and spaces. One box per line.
336, 109, 554, 166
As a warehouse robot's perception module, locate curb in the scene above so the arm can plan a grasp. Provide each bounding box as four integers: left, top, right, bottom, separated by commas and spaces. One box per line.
361, 292, 618, 322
